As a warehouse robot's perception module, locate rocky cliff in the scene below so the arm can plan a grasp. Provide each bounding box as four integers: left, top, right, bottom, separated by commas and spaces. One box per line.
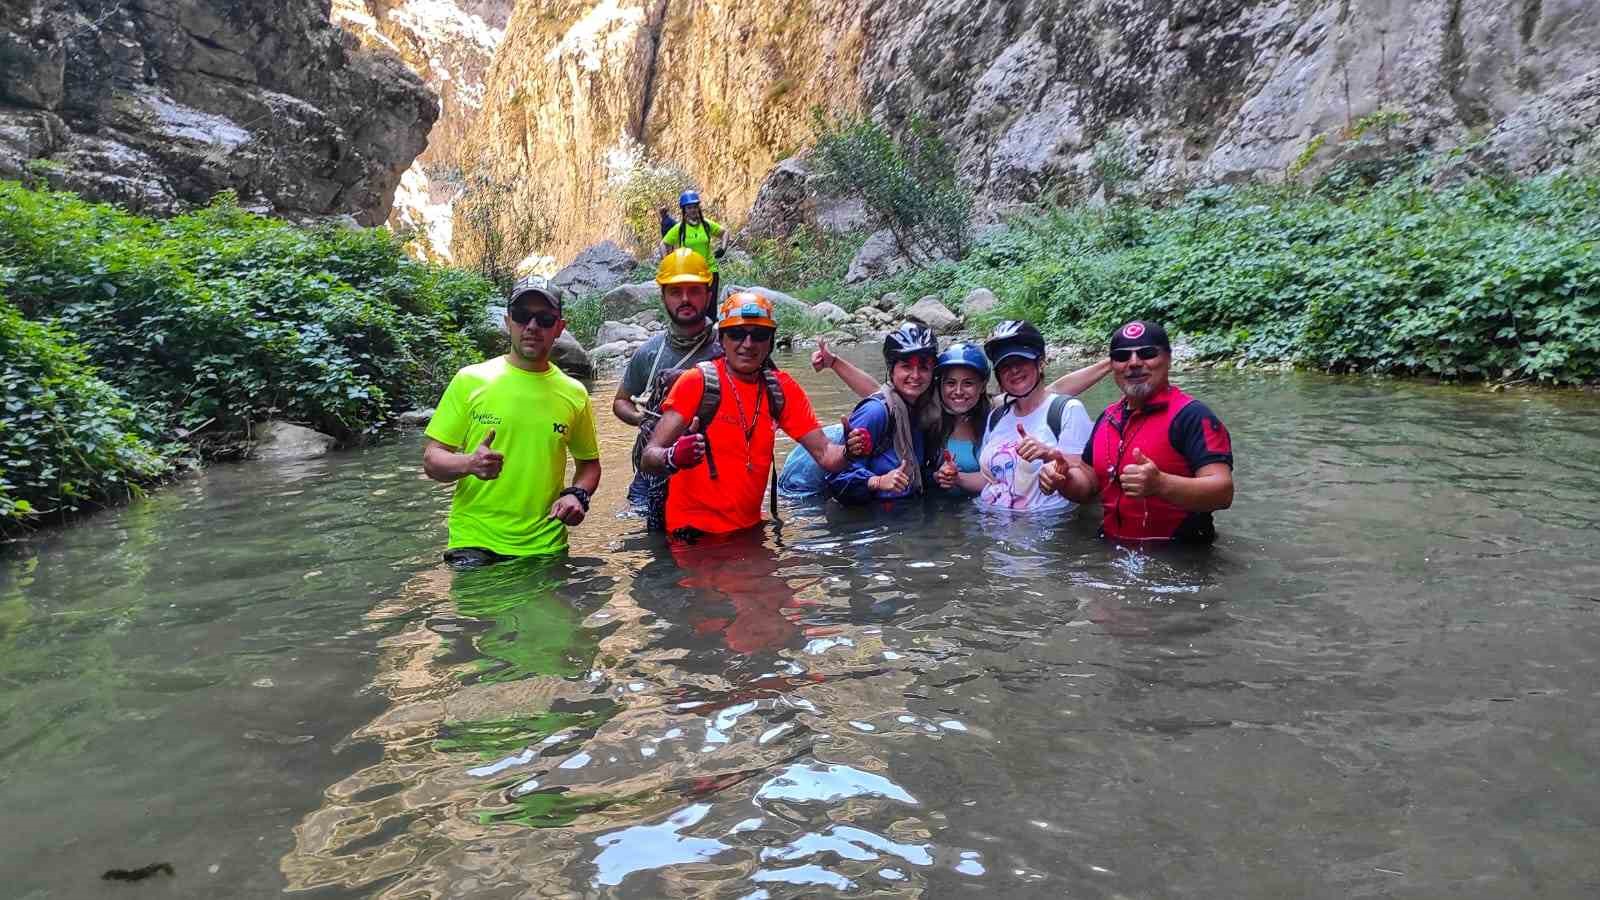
332, 0, 511, 253
464, 0, 1598, 260
0, 0, 437, 225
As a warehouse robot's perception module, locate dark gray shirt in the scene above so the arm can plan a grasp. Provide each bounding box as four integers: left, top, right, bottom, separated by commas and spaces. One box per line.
621, 329, 718, 410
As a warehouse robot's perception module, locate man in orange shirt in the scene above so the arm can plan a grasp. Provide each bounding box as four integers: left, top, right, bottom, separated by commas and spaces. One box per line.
640, 292, 850, 538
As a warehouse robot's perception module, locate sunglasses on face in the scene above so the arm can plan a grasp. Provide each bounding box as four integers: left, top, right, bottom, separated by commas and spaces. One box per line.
1110, 345, 1163, 363
509, 306, 560, 328
722, 327, 775, 344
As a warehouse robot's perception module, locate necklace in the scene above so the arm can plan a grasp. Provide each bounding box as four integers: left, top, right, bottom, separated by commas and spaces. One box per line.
726, 369, 764, 472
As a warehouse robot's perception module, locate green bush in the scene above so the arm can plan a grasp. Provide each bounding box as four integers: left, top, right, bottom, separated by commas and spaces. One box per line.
721, 225, 864, 304
811, 109, 973, 266
1, 293, 170, 533
0, 182, 504, 470
858, 166, 1600, 383
605, 143, 692, 256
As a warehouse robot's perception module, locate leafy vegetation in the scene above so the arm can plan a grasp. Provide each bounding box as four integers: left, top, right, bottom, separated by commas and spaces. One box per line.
721, 225, 865, 305
606, 141, 694, 256
854, 163, 1600, 383
0, 182, 503, 535
811, 109, 973, 266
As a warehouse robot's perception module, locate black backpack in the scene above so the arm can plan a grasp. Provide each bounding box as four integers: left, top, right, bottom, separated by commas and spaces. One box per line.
645, 359, 787, 533
986, 393, 1072, 445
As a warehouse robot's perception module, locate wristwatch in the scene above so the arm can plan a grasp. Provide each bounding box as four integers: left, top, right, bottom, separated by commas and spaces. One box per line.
558, 486, 591, 511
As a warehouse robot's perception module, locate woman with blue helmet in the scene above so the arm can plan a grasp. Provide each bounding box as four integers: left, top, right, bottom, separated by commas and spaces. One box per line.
660, 189, 725, 301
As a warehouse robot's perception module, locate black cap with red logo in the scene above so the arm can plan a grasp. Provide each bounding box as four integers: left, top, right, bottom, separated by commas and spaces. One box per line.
1109, 320, 1170, 352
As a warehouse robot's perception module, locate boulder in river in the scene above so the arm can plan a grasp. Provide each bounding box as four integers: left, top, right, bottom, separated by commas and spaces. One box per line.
907, 296, 962, 334
812, 301, 850, 324
397, 408, 434, 427
252, 421, 337, 461
595, 320, 651, 345
551, 331, 594, 379
600, 282, 659, 319
552, 241, 637, 298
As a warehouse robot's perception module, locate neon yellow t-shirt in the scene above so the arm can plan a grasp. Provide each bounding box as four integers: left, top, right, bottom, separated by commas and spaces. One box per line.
424, 357, 599, 556
663, 218, 724, 273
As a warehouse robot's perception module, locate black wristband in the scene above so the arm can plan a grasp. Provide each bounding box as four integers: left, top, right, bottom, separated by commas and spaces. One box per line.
559, 486, 591, 511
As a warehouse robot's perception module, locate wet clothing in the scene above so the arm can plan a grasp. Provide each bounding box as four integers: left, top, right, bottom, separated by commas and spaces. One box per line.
826, 392, 929, 504
662, 218, 724, 274
977, 395, 1092, 513
621, 329, 719, 507
660, 359, 821, 535
426, 357, 599, 557
1081, 383, 1233, 543
777, 424, 845, 497
941, 435, 980, 496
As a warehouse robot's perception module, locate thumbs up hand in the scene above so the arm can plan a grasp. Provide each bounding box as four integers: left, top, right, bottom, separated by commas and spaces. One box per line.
811, 338, 836, 372
843, 414, 872, 458
669, 417, 707, 470
869, 458, 913, 495
1014, 422, 1055, 464
1119, 447, 1163, 498
934, 450, 958, 489
467, 429, 504, 480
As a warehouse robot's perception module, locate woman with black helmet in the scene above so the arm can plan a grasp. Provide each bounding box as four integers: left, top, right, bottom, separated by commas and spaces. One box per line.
977, 320, 1094, 512
823, 322, 941, 504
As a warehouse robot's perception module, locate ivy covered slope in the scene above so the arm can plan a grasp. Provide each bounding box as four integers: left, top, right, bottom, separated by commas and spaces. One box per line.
0, 182, 500, 535
873, 166, 1600, 384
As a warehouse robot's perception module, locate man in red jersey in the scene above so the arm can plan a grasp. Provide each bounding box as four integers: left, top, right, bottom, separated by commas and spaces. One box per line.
1040, 321, 1234, 543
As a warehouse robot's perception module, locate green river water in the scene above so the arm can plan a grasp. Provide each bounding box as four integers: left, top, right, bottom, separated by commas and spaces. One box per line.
3, 353, 1599, 898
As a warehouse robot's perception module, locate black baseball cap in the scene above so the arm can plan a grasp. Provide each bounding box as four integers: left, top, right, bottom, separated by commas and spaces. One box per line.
509, 275, 563, 312
1109, 320, 1170, 351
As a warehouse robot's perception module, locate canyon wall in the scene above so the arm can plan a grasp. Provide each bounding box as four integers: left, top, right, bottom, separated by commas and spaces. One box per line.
0, 0, 438, 225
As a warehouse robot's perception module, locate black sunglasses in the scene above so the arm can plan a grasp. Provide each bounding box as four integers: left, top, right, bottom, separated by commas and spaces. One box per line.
509, 306, 560, 328
1110, 345, 1163, 363
722, 327, 774, 344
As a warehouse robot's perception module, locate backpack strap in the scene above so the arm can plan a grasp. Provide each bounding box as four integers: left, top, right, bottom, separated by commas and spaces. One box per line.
1046, 394, 1069, 440
760, 365, 786, 423
987, 398, 1014, 435
694, 360, 721, 479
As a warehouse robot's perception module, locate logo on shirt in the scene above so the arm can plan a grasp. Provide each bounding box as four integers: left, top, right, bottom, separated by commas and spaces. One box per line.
552, 422, 568, 435
472, 412, 503, 426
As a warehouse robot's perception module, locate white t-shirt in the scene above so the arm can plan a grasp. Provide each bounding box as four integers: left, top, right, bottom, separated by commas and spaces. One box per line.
977, 395, 1093, 513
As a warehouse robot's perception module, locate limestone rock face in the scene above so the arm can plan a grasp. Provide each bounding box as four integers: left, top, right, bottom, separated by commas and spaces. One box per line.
331, 0, 512, 252
462, 0, 869, 262
862, 0, 1600, 203
461, 0, 1596, 256
0, 0, 438, 225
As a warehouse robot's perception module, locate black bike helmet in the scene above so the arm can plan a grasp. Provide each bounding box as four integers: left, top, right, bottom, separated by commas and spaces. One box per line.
882, 321, 938, 369
983, 320, 1046, 367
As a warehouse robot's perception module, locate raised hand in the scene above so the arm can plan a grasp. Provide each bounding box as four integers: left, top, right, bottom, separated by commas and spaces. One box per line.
467, 429, 503, 480
934, 450, 958, 489
1039, 458, 1065, 495
1014, 422, 1056, 464
669, 417, 707, 470
869, 458, 913, 495
1119, 447, 1163, 498
843, 414, 872, 458
811, 338, 837, 372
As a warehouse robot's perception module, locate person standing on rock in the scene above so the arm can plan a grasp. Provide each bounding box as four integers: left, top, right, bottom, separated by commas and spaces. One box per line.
613, 248, 722, 510
640, 292, 852, 539
661, 189, 725, 301
1040, 321, 1235, 543
421, 276, 601, 567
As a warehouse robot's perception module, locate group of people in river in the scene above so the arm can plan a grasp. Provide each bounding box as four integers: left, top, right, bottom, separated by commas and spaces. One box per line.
420, 213, 1235, 568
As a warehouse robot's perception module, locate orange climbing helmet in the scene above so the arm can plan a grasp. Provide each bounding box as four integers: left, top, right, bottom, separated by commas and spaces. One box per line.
717, 291, 777, 329
656, 247, 713, 286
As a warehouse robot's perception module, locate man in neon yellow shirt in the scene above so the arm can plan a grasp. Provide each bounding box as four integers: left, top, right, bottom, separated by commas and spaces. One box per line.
661, 189, 724, 300
422, 276, 601, 566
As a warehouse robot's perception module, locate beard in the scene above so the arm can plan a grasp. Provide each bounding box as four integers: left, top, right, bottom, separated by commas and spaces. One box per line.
1121, 378, 1155, 401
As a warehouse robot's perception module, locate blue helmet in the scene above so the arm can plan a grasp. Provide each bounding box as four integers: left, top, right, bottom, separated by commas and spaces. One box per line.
935, 342, 990, 382
679, 189, 701, 208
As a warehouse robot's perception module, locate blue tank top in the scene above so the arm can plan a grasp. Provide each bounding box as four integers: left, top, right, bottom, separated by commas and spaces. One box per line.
943, 437, 980, 495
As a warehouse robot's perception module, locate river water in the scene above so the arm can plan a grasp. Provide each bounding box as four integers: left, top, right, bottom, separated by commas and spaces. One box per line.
4, 353, 1600, 899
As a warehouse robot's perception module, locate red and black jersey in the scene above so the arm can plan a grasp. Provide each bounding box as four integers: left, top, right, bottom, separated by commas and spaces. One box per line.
1081, 384, 1233, 543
